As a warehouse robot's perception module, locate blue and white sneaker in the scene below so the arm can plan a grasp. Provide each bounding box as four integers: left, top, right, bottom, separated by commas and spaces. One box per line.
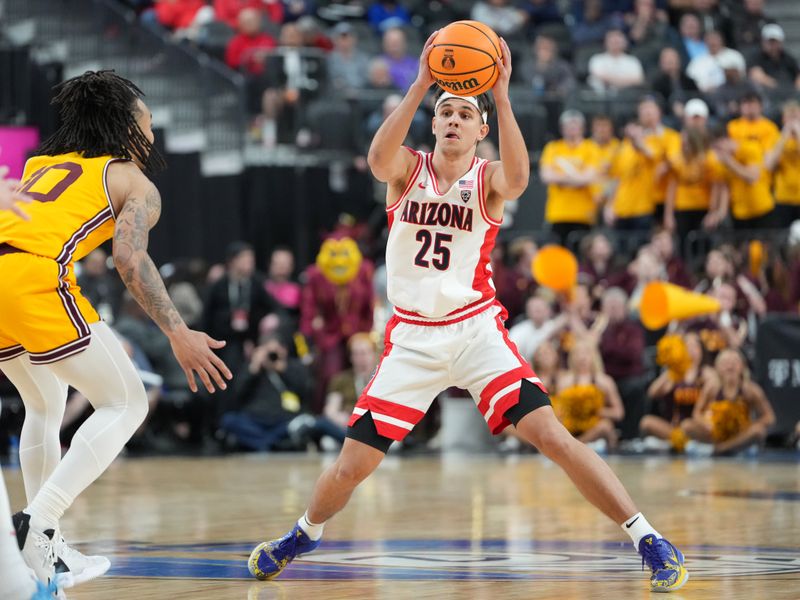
248, 524, 321, 580
638, 534, 689, 592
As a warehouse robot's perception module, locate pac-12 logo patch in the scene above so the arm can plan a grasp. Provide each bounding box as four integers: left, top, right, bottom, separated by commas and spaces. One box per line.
459, 179, 473, 202
442, 49, 456, 70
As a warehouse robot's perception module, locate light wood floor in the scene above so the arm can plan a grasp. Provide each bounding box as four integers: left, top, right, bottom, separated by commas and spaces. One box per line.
6, 454, 800, 599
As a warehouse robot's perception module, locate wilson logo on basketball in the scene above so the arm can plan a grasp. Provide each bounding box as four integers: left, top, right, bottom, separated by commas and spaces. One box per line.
442, 50, 456, 70
435, 77, 480, 92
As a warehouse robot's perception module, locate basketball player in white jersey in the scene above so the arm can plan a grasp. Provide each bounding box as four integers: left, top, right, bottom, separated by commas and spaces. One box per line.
248, 35, 688, 592
0, 174, 60, 600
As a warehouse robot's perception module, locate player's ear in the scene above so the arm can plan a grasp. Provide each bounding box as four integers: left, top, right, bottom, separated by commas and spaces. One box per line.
477, 122, 489, 141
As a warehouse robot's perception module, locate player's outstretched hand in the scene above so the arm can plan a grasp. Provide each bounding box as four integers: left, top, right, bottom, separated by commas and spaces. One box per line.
414, 30, 439, 89
169, 327, 233, 393
0, 166, 33, 220
494, 38, 512, 100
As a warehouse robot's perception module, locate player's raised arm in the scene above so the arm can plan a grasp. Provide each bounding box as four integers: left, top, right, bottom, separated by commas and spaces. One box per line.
486, 38, 529, 200
110, 163, 232, 393
367, 31, 438, 187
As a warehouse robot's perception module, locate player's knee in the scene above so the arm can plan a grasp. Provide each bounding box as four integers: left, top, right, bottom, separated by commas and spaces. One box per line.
125, 377, 149, 429
533, 422, 573, 459
332, 459, 373, 487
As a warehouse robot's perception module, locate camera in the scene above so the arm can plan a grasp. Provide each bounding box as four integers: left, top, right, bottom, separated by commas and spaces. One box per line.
267, 351, 281, 362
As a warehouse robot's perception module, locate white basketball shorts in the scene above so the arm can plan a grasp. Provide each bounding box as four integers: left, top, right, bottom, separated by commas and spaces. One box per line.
348, 303, 547, 441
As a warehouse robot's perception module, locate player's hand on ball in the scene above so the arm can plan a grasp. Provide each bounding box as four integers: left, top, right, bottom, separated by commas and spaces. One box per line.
415, 30, 439, 89
494, 38, 512, 99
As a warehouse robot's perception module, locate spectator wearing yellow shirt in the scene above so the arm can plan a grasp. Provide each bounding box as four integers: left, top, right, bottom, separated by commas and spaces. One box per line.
664, 122, 726, 240
639, 97, 681, 225
605, 120, 659, 232
712, 126, 775, 229
727, 92, 780, 151
590, 113, 621, 207
765, 100, 800, 223
591, 114, 620, 169
540, 110, 602, 243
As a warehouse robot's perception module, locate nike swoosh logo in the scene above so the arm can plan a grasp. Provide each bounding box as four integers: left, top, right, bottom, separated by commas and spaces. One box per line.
625, 516, 640, 528
418, 183, 425, 189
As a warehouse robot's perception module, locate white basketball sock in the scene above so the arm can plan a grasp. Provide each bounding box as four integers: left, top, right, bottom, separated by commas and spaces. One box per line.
298, 512, 325, 541
26, 481, 73, 533
621, 512, 662, 548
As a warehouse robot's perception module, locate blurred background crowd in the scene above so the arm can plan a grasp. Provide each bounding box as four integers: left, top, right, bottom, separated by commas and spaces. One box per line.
2, 0, 800, 459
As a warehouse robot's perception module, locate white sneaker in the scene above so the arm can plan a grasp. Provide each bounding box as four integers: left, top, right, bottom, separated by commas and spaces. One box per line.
685, 440, 714, 457
54, 533, 111, 585
12, 512, 63, 588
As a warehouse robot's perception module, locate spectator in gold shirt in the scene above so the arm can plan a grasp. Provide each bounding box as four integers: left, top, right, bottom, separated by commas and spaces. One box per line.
605, 119, 660, 232
665, 112, 726, 240
727, 91, 780, 152
712, 125, 775, 229
590, 113, 621, 208
638, 97, 681, 226
540, 110, 602, 243
765, 100, 800, 223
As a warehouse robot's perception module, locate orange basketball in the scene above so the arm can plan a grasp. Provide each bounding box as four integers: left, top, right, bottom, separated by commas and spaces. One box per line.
428, 21, 502, 97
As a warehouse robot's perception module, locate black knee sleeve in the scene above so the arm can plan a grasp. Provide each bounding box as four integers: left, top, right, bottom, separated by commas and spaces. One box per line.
346, 411, 394, 453
503, 379, 551, 427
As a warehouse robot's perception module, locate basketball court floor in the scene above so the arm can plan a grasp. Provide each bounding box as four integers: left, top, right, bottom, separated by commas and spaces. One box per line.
6, 453, 799, 599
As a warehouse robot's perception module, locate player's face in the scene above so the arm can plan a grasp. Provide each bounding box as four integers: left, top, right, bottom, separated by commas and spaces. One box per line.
433, 100, 488, 154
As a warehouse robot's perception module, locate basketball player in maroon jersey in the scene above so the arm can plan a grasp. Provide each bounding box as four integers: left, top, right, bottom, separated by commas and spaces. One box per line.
249, 33, 688, 592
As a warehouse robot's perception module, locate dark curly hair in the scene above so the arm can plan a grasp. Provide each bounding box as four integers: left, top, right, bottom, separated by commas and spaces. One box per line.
37, 70, 166, 174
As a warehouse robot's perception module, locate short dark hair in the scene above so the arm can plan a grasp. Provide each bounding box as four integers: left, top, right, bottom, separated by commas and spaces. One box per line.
740, 90, 762, 104
37, 70, 165, 174
226, 241, 254, 262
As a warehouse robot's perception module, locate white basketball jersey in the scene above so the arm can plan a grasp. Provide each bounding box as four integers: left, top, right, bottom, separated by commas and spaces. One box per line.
385, 149, 501, 320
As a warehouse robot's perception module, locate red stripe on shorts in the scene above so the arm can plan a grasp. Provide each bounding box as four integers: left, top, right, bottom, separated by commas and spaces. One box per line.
360, 316, 400, 399
357, 395, 426, 425
486, 390, 522, 434
371, 418, 412, 441
477, 365, 533, 416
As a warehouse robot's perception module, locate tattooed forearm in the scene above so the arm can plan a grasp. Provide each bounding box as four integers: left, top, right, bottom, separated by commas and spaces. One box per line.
113, 186, 184, 334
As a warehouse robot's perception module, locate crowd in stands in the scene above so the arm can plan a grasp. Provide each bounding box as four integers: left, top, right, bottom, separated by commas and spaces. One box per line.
3, 0, 800, 458
1, 209, 796, 458
119, 0, 800, 153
